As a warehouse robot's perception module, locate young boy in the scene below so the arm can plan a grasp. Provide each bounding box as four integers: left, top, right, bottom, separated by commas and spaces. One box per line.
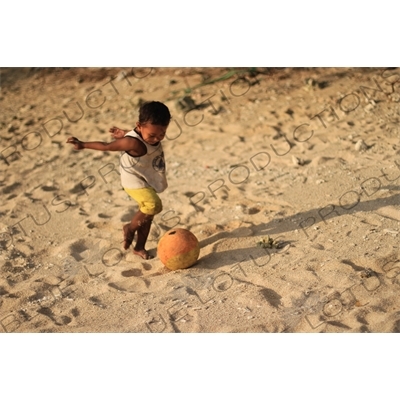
66, 101, 171, 260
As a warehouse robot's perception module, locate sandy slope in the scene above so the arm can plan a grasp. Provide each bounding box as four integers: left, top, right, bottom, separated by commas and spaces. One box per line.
1, 67, 399, 332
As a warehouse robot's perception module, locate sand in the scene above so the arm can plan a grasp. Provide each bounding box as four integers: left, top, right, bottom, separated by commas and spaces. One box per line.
1, 67, 399, 333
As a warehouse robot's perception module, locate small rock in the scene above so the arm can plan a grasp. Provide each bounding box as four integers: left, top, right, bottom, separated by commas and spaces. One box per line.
360, 268, 374, 278
292, 155, 307, 166
355, 139, 367, 152
114, 71, 126, 81
7, 124, 18, 133
177, 96, 197, 111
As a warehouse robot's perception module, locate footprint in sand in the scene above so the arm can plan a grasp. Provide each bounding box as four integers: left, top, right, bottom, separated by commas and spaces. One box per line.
36, 307, 72, 326
98, 213, 112, 219
121, 268, 143, 277
108, 278, 151, 293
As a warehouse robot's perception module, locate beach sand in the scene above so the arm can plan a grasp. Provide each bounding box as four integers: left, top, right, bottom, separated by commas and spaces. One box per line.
1, 67, 399, 333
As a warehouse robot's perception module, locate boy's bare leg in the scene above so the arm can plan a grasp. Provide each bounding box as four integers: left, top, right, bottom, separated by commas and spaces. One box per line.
123, 224, 135, 250
123, 210, 154, 259
134, 215, 154, 259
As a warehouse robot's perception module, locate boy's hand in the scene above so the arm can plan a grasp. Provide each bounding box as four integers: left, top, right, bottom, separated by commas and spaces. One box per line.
66, 137, 85, 150
109, 126, 127, 139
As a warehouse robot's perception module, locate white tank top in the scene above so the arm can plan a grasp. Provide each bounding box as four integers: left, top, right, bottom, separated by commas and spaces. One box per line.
119, 130, 167, 193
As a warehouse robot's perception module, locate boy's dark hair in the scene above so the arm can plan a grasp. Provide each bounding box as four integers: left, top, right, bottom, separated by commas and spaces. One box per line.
139, 101, 171, 126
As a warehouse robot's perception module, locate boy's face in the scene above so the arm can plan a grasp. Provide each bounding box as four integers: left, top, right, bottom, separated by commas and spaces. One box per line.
136, 122, 167, 145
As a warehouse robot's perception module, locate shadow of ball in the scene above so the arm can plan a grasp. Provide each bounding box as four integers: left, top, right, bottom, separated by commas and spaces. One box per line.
157, 228, 200, 270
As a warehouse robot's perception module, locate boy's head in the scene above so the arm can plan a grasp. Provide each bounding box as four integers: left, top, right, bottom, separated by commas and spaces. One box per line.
136, 101, 171, 144
138, 101, 171, 126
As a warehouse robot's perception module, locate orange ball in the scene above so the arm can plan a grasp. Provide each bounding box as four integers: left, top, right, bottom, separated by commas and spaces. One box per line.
157, 228, 200, 270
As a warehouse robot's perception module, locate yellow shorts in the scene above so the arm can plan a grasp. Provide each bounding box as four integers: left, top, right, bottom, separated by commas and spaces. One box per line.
124, 187, 162, 215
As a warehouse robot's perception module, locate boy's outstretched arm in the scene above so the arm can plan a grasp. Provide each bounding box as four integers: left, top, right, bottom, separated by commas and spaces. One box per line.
66, 136, 145, 156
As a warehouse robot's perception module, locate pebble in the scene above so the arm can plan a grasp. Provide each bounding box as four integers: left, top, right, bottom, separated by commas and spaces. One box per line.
355, 139, 367, 152
115, 71, 127, 81
7, 124, 18, 133
292, 156, 301, 166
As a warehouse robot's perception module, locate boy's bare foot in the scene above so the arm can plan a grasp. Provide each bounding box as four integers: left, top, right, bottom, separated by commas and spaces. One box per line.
133, 248, 153, 260
123, 224, 135, 250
